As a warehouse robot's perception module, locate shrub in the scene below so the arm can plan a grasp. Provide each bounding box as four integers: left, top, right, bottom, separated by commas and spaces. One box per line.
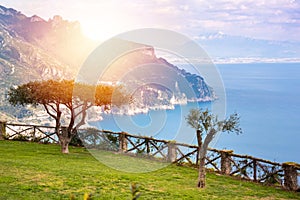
11, 134, 30, 141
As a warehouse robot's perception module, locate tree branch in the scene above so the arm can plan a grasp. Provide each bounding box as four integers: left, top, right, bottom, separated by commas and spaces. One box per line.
74, 102, 88, 131
73, 102, 85, 110
47, 103, 57, 113
68, 106, 75, 136
74, 103, 93, 118
43, 104, 57, 120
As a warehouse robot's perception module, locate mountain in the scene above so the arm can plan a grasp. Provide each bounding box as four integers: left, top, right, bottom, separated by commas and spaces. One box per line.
98, 43, 214, 112
0, 5, 213, 121
0, 5, 95, 69
0, 5, 97, 121
196, 32, 300, 63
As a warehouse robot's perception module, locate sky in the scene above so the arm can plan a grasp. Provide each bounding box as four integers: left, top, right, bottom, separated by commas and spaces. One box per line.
1, 0, 300, 42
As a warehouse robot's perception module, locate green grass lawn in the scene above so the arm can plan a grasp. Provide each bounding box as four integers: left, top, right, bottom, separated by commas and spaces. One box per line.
0, 141, 299, 200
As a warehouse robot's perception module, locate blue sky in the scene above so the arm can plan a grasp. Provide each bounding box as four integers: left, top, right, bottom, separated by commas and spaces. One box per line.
1, 0, 300, 42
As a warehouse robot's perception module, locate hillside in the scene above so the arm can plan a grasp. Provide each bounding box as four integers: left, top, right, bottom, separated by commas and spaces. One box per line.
98, 41, 214, 111
0, 140, 299, 199
0, 5, 94, 68
0, 5, 214, 122
0, 5, 95, 121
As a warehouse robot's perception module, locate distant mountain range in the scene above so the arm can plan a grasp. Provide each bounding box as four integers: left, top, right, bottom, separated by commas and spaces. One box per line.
196, 32, 300, 63
0, 5, 213, 122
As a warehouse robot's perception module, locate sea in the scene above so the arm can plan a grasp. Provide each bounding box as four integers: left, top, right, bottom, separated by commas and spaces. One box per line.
91, 63, 300, 164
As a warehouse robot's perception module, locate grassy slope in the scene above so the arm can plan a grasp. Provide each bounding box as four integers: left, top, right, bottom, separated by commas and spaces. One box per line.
0, 141, 299, 200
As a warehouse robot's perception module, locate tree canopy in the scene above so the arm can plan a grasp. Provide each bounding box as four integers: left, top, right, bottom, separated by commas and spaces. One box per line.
186, 108, 242, 136
8, 79, 131, 153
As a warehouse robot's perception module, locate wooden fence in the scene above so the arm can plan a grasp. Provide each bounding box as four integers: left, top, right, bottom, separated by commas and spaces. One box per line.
0, 122, 58, 143
0, 122, 299, 191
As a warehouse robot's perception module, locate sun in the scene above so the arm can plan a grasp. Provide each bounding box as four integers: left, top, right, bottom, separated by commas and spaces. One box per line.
72, 2, 139, 42
81, 22, 114, 41
80, 17, 134, 42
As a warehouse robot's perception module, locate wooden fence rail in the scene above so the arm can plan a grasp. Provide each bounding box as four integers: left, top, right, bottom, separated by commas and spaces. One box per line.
0, 122, 299, 191
1, 122, 58, 143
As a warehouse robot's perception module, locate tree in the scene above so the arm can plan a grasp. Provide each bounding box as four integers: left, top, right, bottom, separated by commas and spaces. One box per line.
8, 79, 130, 153
186, 108, 242, 188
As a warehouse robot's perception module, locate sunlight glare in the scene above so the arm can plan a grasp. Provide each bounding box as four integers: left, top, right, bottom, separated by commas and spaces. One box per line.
81, 21, 118, 41
80, 13, 136, 42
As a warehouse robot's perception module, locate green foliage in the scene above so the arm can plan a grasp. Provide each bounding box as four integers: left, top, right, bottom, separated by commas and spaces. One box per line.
11, 134, 30, 141
69, 133, 84, 147
262, 166, 282, 186
2, 133, 9, 140
222, 112, 242, 134
8, 80, 73, 106
94, 84, 131, 107
186, 108, 242, 136
41, 138, 51, 144
78, 128, 119, 151
185, 108, 203, 131
8, 79, 131, 110
106, 133, 118, 147
6, 132, 44, 142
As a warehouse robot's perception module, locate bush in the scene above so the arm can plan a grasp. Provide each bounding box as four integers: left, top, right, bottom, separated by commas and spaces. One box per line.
70, 133, 83, 147
11, 134, 30, 141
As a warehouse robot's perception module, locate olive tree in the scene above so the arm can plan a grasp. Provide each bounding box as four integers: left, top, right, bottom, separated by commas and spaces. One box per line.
186, 108, 242, 188
8, 79, 130, 153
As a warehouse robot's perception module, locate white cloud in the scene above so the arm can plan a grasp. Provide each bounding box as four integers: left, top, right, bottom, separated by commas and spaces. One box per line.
186, 0, 300, 41
1, 0, 300, 41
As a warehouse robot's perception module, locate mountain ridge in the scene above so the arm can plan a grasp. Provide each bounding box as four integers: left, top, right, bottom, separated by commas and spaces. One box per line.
0, 5, 213, 122
196, 32, 300, 61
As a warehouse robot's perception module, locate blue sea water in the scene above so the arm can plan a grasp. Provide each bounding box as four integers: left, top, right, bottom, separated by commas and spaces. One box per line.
92, 63, 300, 163
216, 63, 300, 163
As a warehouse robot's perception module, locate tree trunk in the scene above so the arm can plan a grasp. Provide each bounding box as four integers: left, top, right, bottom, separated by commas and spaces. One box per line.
197, 156, 206, 188
61, 138, 70, 154
59, 127, 71, 154
197, 129, 216, 188
196, 130, 202, 166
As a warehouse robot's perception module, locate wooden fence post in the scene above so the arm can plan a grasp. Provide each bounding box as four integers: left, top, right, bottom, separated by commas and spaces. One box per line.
32, 126, 36, 141
282, 162, 299, 191
145, 138, 150, 154
253, 159, 257, 181
220, 150, 233, 175
0, 121, 6, 140
119, 132, 127, 153
167, 141, 177, 162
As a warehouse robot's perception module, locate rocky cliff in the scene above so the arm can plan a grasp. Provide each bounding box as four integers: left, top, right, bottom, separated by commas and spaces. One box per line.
0, 5, 214, 121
